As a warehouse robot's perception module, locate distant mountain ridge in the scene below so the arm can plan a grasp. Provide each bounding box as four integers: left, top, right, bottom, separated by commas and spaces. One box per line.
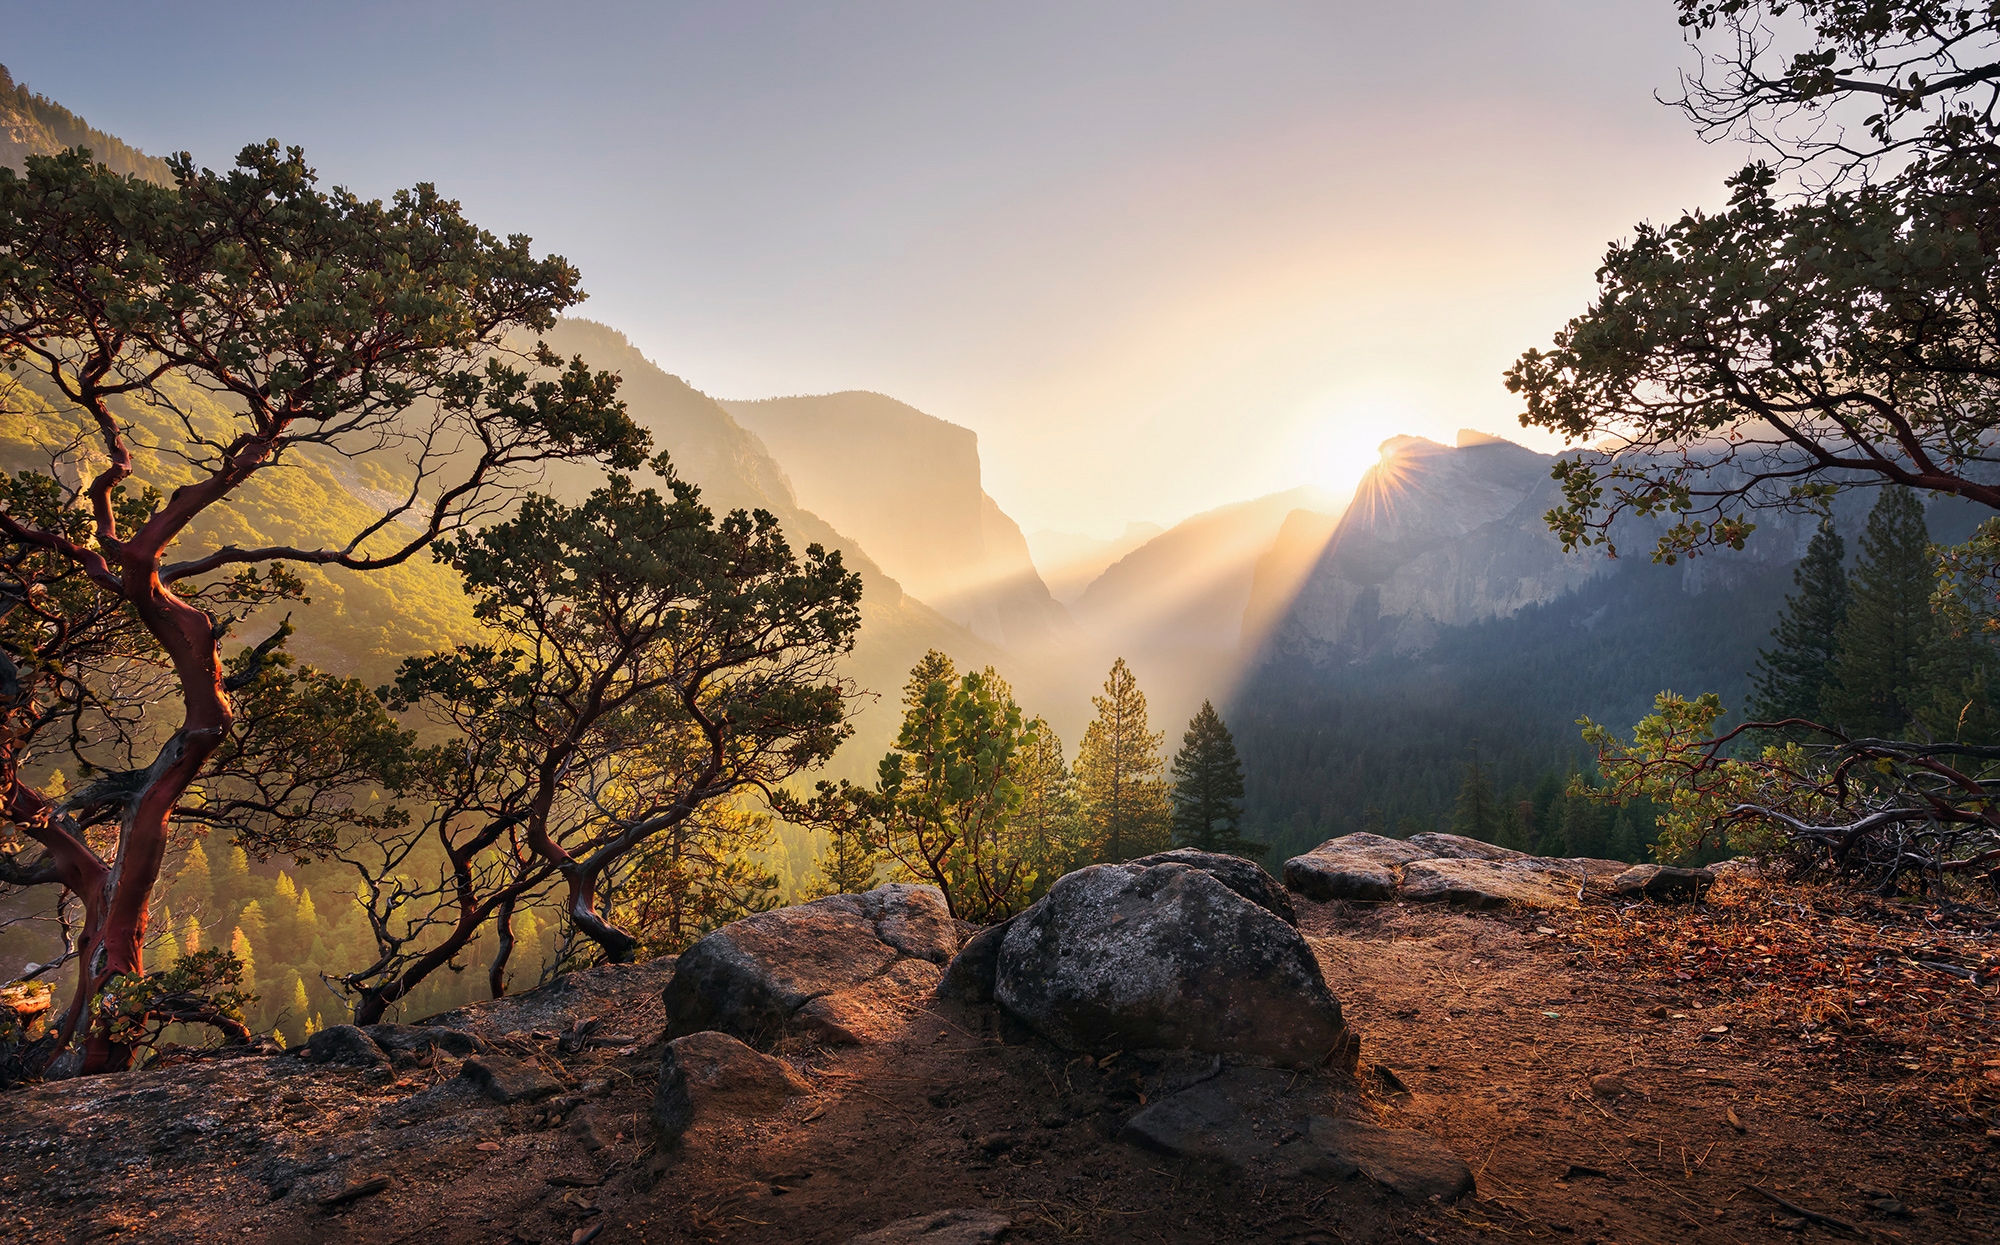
719, 392, 1073, 654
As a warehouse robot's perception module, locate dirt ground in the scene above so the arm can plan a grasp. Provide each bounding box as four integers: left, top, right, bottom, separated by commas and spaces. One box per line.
3, 886, 1995, 1244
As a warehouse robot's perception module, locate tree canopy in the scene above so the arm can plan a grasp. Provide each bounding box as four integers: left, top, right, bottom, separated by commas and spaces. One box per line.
0, 142, 644, 1069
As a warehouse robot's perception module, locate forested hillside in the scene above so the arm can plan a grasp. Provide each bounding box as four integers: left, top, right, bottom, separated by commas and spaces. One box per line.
0, 64, 170, 183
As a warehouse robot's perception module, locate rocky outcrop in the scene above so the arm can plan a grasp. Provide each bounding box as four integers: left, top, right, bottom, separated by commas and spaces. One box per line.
989, 852, 1347, 1067
662, 883, 961, 1046
653, 1031, 811, 1145
1284, 833, 1630, 910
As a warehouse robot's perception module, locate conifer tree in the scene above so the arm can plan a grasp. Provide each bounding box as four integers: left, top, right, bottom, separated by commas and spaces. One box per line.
1013, 718, 1087, 890
1750, 518, 1850, 725
1075, 658, 1170, 862
1169, 702, 1260, 859
1825, 489, 1942, 738
228, 928, 255, 1001
178, 915, 202, 958
172, 842, 213, 917
1450, 743, 1501, 844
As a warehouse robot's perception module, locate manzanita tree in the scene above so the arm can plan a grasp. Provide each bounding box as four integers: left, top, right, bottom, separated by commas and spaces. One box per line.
337, 466, 861, 1023
0, 143, 645, 1070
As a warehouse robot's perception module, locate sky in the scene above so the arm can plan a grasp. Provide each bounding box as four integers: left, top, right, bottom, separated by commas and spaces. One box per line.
9, 1, 1746, 536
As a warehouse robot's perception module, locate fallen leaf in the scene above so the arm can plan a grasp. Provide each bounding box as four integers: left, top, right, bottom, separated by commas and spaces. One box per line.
475, 1141, 501, 1152
1727, 1107, 1746, 1133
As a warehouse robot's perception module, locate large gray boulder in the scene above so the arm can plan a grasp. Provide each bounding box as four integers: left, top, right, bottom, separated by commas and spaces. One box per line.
1127, 848, 1296, 924
992, 857, 1346, 1067
662, 883, 960, 1046
1285, 832, 1633, 909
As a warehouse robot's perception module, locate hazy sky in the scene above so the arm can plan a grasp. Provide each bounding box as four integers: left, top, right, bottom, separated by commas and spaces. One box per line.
11, 2, 1743, 535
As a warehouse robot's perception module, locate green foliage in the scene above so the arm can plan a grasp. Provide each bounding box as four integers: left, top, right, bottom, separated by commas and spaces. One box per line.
1749, 518, 1849, 728
344, 464, 862, 1017
1076, 658, 1170, 862
1823, 489, 1945, 737
865, 654, 1038, 919
607, 802, 786, 961
1169, 701, 1259, 859
1011, 718, 1089, 894
1450, 745, 1501, 846
94, 948, 255, 1056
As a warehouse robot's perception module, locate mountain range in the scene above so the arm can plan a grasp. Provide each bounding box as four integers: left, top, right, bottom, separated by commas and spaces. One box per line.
2, 74, 1898, 861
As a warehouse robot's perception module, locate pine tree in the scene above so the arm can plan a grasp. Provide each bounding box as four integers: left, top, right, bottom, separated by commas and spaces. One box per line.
1825, 489, 1941, 738
1450, 743, 1501, 844
1750, 517, 1850, 724
801, 829, 880, 899
1169, 701, 1260, 859
1013, 717, 1087, 891
178, 914, 202, 957
1075, 658, 1171, 862
228, 927, 256, 1007
172, 841, 212, 916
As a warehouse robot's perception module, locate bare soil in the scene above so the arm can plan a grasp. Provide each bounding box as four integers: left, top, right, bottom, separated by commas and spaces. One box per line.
3, 887, 1995, 1244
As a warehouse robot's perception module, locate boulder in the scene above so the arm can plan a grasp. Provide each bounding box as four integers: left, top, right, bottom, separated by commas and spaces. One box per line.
653, 1030, 811, 1145
845, 1209, 1013, 1245
662, 883, 960, 1046
1127, 848, 1297, 924
935, 916, 1014, 1004
1282, 833, 1433, 902
1398, 857, 1589, 910
304, 1025, 390, 1069
993, 859, 1345, 1067
1612, 864, 1715, 902
796, 959, 941, 1044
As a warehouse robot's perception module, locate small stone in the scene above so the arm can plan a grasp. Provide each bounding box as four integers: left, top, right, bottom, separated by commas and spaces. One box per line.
1648, 1005, 1670, 1019
1588, 1073, 1626, 1098
1868, 1199, 1911, 1218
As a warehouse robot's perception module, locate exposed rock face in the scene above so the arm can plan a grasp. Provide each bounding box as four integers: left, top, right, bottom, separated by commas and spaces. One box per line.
653, 1031, 811, 1145
1612, 864, 1716, 901
662, 883, 960, 1046
1399, 858, 1592, 910
1118, 1066, 1473, 1201
991, 858, 1346, 1067
1284, 833, 1628, 910
1283, 833, 1432, 902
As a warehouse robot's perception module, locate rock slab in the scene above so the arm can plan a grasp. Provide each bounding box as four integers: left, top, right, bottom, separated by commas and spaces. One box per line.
993, 858, 1345, 1067
1307, 1114, 1476, 1201
662, 883, 960, 1046
458, 1055, 561, 1104
1284, 832, 1633, 910
1119, 1067, 1473, 1201
845, 1208, 1012, 1245
653, 1030, 811, 1144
